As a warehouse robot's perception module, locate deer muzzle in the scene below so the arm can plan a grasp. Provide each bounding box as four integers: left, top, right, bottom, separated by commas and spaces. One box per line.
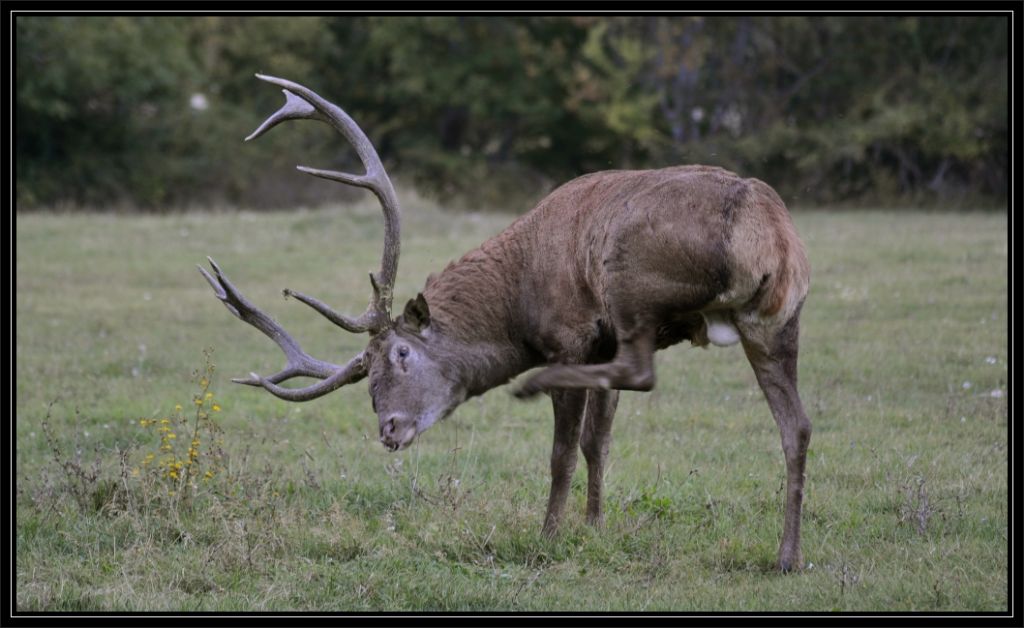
380, 413, 417, 451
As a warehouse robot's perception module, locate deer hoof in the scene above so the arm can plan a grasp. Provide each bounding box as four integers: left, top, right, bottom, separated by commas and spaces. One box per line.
777, 552, 803, 573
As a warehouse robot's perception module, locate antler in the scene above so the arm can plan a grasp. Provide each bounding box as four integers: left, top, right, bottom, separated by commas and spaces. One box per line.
198, 257, 367, 401
198, 75, 403, 400
245, 73, 401, 334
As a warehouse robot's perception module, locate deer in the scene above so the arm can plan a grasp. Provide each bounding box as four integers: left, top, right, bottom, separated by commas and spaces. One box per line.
199, 75, 812, 572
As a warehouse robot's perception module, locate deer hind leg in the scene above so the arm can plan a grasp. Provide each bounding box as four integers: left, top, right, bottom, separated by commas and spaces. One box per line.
739, 307, 811, 572
515, 330, 657, 398
580, 389, 619, 526
542, 389, 588, 537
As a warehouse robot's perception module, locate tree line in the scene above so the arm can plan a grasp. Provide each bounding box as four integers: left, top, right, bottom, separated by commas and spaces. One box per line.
16, 15, 1008, 211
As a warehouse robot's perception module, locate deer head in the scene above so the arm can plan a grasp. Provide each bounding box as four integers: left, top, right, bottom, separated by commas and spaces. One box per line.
199, 74, 464, 451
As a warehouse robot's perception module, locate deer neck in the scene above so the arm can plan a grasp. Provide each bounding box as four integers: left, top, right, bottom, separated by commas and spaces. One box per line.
421, 228, 541, 397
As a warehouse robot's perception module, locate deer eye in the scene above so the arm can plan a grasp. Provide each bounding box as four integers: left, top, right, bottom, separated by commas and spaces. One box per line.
397, 346, 410, 359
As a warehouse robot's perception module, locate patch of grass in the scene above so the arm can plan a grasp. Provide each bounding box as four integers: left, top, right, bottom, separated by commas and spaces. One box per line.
15, 198, 1008, 612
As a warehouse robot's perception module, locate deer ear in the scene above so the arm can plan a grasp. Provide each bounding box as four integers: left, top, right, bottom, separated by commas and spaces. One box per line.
402, 293, 431, 332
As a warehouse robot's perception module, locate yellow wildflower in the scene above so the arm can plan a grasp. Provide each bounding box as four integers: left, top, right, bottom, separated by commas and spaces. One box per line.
212, 404, 221, 412
175, 404, 183, 412
205, 392, 214, 400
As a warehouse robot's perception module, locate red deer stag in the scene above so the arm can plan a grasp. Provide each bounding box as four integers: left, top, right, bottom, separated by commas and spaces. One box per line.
200, 75, 812, 571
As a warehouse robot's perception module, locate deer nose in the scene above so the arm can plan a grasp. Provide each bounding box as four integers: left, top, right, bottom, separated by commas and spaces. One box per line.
381, 414, 406, 438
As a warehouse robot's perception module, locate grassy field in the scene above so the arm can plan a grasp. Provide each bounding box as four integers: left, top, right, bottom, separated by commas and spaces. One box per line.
15, 195, 1009, 613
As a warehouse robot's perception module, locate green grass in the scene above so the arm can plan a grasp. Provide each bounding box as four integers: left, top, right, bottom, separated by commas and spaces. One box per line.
15, 195, 1009, 612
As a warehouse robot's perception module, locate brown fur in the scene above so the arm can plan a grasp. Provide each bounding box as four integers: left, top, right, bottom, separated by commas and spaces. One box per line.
402, 166, 813, 570
423, 166, 808, 365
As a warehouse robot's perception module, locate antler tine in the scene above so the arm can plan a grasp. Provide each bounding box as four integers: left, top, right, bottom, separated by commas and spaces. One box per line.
234, 352, 367, 402
281, 286, 371, 334
243, 88, 324, 142
247, 73, 402, 335
198, 258, 367, 400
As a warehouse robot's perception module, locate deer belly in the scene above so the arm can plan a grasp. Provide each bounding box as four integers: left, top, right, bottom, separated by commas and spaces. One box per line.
702, 311, 741, 347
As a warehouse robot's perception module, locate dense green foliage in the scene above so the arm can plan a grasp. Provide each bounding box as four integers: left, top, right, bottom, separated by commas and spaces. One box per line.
16, 16, 1008, 210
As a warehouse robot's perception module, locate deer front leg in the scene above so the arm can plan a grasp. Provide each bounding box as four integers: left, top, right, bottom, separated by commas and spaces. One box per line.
580, 390, 619, 526
542, 390, 587, 537
516, 332, 656, 398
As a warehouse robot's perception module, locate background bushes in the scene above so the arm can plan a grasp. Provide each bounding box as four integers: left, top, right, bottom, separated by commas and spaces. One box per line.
16, 15, 1008, 211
